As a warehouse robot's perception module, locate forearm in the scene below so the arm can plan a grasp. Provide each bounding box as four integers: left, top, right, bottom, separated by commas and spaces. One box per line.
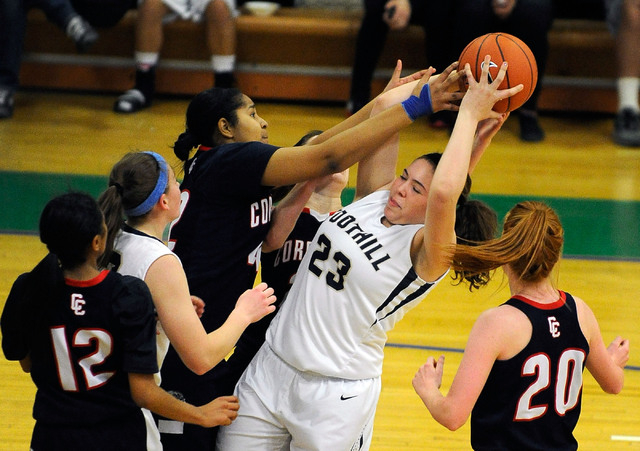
431, 109, 478, 193
327, 104, 413, 172
418, 388, 466, 431
205, 308, 254, 366
129, 373, 207, 426
262, 181, 316, 252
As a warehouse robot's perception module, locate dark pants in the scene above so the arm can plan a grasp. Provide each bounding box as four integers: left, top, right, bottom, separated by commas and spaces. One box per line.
349, 0, 457, 111
0, 0, 134, 91
0, 0, 75, 91
349, 0, 554, 113
450, 0, 554, 112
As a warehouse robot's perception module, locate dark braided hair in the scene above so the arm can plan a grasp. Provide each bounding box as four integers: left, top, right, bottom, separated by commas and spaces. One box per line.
173, 88, 245, 165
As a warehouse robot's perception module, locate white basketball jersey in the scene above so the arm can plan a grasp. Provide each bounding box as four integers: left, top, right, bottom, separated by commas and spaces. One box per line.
113, 227, 179, 381
267, 190, 447, 380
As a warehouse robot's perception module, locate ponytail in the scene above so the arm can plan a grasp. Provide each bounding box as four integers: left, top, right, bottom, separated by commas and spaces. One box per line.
416, 153, 498, 290
98, 184, 125, 268
98, 151, 168, 268
450, 201, 564, 287
173, 130, 200, 162
173, 87, 245, 171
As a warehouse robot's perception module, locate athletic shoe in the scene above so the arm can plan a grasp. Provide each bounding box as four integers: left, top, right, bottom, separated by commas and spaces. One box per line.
214, 72, 237, 89
0, 89, 14, 119
518, 111, 545, 142
113, 89, 151, 113
66, 15, 99, 53
613, 108, 640, 147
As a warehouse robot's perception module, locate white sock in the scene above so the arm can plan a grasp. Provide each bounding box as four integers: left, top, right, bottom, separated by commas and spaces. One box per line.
135, 52, 159, 72
618, 77, 640, 112
211, 55, 236, 73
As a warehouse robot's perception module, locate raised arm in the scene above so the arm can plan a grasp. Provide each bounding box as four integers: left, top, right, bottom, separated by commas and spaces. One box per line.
414, 58, 520, 282
355, 61, 463, 200
312, 60, 430, 146
261, 65, 443, 187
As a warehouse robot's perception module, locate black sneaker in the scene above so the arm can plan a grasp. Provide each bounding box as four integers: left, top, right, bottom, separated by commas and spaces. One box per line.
0, 89, 14, 119
214, 72, 237, 89
113, 89, 151, 114
518, 111, 545, 142
613, 108, 640, 147
66, 15, 98, 53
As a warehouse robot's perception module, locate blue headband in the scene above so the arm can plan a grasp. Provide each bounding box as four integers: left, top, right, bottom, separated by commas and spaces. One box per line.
124, 151, 169, 217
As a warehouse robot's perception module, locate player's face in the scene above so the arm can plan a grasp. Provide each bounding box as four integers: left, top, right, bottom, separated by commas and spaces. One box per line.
232, 95, 268, 143
165, 166, 182, 221
384, 158, 434, 225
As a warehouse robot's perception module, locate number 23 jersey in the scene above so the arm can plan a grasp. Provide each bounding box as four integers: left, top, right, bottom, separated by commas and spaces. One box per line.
267, 190, 446, 380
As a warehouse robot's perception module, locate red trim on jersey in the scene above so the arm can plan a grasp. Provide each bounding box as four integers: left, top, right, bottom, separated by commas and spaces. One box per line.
512, 290, 566, 310
301, 207, 340, 215
199, 146, 212, 151
65, 270, 109, 287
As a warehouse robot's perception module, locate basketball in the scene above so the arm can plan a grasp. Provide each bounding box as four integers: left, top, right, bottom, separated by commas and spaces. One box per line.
458, 32, 538, 113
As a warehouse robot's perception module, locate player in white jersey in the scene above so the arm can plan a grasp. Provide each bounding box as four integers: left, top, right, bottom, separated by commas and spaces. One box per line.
98, 151, 277, 449
217, 57, 522, 450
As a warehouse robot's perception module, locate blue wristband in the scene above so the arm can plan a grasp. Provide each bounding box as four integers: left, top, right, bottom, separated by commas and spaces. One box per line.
401, 84, 433, 121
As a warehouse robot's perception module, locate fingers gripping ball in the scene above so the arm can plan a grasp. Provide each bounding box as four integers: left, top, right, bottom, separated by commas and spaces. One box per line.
458, 32, 538, 113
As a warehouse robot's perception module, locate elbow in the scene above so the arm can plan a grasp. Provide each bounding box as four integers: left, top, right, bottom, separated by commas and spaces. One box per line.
429, 182, 458, 205
441, 416, 467, 431
131, 392, 149, 409
186, 360, 212, 376
430, 406, 468, 431
603, 380, 625, 395
191, 366, 210, 376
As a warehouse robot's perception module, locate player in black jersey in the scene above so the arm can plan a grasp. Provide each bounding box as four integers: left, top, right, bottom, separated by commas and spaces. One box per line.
413, 201, 630, 450
1, 192, 240, 450
161, 61, 464, 449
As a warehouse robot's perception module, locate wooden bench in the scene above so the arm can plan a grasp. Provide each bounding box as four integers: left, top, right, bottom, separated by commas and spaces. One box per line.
20, 9, 617, 113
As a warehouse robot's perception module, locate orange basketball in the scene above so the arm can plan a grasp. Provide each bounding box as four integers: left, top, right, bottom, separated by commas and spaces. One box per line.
458, 32, 538, 113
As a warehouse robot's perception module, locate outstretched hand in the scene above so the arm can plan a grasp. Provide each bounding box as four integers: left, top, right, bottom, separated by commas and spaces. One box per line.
427, 61, 465, 114
459, 55, 523, 121
383, 60, 431, 94
473, 113, 509, 149
235, 282, 277, 324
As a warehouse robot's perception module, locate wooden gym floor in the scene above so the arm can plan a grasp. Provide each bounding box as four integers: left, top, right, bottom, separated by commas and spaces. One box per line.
0, 90, 639, 450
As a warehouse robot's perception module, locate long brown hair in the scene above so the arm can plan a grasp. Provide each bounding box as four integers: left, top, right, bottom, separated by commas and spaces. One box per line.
451, 201, 564, 285
97, 151, 168, 268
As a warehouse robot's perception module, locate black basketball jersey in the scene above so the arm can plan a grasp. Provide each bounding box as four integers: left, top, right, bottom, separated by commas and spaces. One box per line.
2, 269, 158, 426
471, 291, 589, 451
169, 141, 279, 333
260, 208, 328, 302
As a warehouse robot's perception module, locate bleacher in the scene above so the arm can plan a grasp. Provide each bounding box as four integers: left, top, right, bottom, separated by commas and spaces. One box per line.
22, 8, 617, 113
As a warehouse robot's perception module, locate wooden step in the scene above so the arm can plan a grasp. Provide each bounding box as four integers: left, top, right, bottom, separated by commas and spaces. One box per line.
20, 9, 617, 113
